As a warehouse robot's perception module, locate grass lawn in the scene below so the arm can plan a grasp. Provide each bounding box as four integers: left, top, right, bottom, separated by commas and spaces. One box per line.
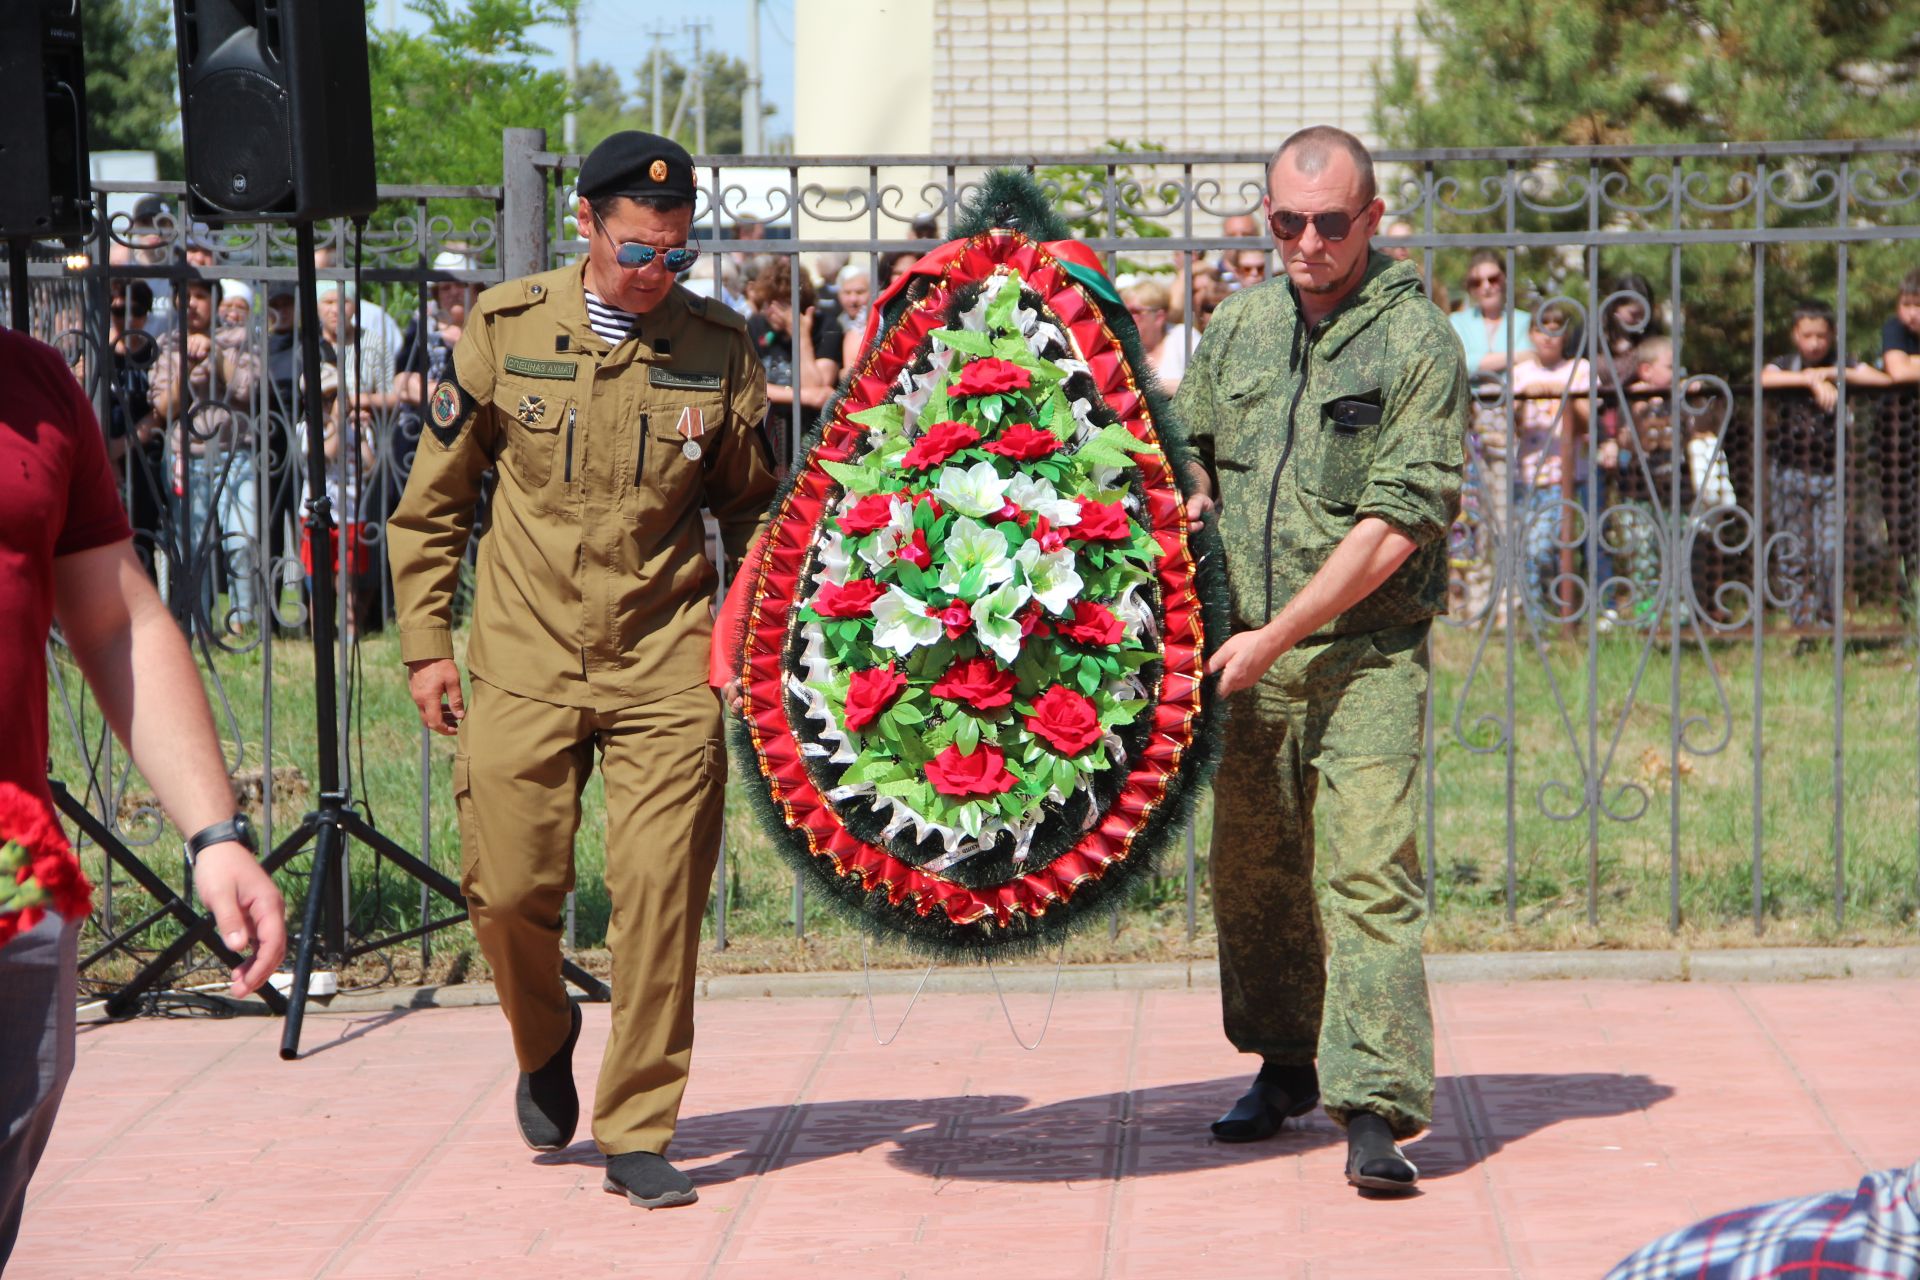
47, 614, 1919, 987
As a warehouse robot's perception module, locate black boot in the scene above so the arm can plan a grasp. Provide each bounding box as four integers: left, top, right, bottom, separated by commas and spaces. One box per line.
514, 1002, 582, 1152
604, 1151, 698, 1209
1344, 1110, 1418, 1193
1211, 1062, 1320, 1143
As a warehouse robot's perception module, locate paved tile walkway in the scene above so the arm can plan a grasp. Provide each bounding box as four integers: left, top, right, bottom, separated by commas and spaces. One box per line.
13, 978, 1920, 1279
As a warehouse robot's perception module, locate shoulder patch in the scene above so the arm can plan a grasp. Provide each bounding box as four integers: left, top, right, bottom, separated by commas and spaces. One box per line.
427, 377, 479, 449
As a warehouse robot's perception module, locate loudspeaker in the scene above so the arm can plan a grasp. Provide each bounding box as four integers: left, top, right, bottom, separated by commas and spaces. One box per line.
173, 0, 376, 223
0, 1, 92, 240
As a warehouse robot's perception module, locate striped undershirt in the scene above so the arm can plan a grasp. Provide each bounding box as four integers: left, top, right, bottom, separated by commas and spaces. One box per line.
584, 291, 640, 345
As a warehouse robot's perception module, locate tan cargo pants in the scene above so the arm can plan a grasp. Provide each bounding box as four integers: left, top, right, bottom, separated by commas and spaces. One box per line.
454, 675, 724, 1156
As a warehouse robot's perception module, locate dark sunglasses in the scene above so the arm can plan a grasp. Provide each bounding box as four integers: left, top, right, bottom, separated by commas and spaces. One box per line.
1266, 207, 1365, 242
1468, 272, 1505, 287
614, 241, 700, 272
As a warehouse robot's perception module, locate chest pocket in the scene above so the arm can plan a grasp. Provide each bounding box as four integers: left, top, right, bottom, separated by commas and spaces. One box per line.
496, 377, 573, 493
1302, 389, 1384, 507
641, 392, 726, 507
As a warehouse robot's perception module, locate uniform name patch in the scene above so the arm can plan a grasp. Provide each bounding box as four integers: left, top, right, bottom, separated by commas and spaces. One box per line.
427, 378, 479, 449
503, 355, 578, 380
648, 367, 723, 391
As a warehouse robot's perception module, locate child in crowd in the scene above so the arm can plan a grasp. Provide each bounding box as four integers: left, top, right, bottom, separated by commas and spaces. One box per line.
298, 364, 379, 635
1758, 302, 1891, 625
1880, 267, 1920, 382
1510, 304, 1593, 620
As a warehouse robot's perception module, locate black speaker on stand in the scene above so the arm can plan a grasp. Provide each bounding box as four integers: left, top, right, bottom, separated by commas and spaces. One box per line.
101, 0, 609, 1056
0, 0, 91, 330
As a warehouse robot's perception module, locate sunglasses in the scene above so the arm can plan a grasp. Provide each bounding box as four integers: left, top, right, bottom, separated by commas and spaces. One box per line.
614, 242, 700, 272
1266, 207, 1366, 242
1469, 273, 1505, 287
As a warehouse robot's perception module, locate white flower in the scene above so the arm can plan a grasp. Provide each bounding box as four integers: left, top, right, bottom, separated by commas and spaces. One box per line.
932, 460, 1009, 519
1005, 472, 1082, 525
1014, 540, 1084, 615
971, 578, 1033, 665
855, 497, 920, 573
869, 585, 943, 655
815, 530, 854, 585
936, 516, 1015, 596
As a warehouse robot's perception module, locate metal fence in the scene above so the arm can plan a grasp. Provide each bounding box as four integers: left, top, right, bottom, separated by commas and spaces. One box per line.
20, 134, 1920, 989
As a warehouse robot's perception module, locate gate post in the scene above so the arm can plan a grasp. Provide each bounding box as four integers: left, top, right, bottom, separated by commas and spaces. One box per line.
501, 127, 550, 279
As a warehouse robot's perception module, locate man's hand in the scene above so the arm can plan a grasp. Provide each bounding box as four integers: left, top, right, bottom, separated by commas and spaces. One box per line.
184, 332, 212, 362
408, 657, 466, 735
721, 677, 745, 714
1184, 491, 1215, 535
192, 842, 287, 997
1810, 374, 1840, 413
1207, 626, 1287, 697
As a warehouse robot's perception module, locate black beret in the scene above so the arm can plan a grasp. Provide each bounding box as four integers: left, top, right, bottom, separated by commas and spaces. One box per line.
577, 131, 696, 203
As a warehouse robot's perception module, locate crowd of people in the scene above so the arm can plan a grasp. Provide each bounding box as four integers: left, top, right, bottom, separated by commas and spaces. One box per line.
69, 191, 1920, 640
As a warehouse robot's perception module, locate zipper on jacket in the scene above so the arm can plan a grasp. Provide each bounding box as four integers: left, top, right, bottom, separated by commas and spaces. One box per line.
635, 411, 648, 484
564, 405, 577, 482
1263, 320, 1312, 622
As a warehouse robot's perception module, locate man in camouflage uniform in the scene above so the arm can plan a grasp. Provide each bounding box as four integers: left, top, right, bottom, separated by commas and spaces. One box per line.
1173, 126, 1467, 1193
388, 132, 775, 1209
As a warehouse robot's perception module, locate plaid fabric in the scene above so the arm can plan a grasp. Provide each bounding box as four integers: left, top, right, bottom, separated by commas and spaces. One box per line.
1606, 1160, 1920, 1280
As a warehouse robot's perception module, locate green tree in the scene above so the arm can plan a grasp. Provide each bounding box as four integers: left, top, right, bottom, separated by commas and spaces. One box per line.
1374, 1, 1920, 373
368, 0, 570, 187
81, 0, 183, 177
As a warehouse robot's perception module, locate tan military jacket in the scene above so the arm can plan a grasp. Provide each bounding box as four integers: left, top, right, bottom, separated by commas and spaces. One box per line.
388, 262, 775, 710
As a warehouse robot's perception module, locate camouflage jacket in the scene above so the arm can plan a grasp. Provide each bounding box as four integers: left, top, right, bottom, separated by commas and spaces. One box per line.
1175, 253, 1467, 638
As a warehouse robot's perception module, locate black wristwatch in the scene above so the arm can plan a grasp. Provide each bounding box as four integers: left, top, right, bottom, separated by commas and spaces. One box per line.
184, 813, 259, 867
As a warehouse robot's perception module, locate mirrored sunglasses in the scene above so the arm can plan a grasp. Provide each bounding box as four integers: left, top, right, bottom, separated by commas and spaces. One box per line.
614, 242, 700, 272
1266, 208, 1361, 242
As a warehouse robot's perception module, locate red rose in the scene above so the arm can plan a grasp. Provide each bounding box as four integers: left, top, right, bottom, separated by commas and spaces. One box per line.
898, 528, 932, 570
813, 578, 886, 618
984, 422, 1061, 460
839, 493, 904, 536
930, 656, 1019, 711
1025, 685, 1105, 756
929, 599, 973, 639
1059, 600, 1125, 647
925, 742, 1018, 798
842, 664, 906, 732
950, 358, 1033, 398
902, 420, 981, 471
1072, 499, 1133, 543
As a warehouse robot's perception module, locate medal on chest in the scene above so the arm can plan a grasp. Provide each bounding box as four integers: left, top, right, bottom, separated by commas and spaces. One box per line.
675, 404, 706, 460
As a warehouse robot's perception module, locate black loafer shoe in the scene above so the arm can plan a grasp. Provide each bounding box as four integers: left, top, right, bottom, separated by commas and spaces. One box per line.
514, 1002, 582, 1152
604, 1151, 698, 1209
1344, 1111, 1419, 1193
1211, 1064, 1320, 1143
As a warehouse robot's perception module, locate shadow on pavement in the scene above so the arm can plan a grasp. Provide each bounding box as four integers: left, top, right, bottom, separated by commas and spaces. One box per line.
559, 1071, 1672, 1186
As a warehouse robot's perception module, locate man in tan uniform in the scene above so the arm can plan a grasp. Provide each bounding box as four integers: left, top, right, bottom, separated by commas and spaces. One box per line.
388, 132, 775, 1209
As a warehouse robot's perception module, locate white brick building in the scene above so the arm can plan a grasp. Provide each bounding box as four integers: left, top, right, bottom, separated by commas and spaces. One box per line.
795, 0, 1434, 159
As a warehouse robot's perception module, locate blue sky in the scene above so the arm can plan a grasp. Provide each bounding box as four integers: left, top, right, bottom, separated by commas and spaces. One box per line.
382, 0, 799, 145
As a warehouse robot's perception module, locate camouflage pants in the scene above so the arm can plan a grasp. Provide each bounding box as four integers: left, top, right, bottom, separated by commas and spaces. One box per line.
1210, 621, 1435, 1139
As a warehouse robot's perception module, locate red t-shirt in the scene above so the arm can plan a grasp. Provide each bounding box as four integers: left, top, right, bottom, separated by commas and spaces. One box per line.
1, 328, 133, 804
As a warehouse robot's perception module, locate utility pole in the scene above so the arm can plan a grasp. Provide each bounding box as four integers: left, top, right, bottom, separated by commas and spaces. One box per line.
743, 0, 762, 154
646, 22, 672, 136
563, 2, 580, 152
685, 18, 710, 155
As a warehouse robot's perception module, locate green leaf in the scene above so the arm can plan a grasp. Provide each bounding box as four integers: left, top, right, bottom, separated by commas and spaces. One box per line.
1075, 663, 1101, 696
821, 459, 886, 493
849, 402, 906, 435
888, 702, 927, 726
979, 395, 1006, 426
931, 327, 996, 357
955, 715, 981, 754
